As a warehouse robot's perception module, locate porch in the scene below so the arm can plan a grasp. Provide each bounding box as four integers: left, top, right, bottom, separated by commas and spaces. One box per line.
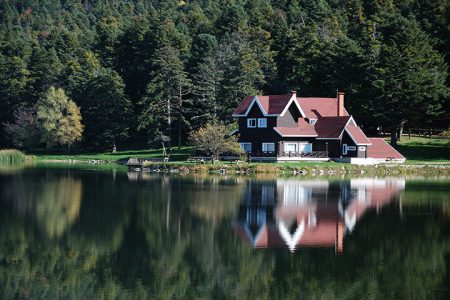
249, 151, 330, 162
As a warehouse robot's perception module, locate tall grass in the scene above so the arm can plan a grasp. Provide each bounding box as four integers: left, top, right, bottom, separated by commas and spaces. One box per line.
0, 149, 29, 164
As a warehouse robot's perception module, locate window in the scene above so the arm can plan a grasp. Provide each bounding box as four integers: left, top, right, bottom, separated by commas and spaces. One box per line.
261, 185, 275, 205
285, 143, 297, 153
247, 118, 256, 128
258, 118, 267, 128
298, 143, 312, 153
347, 146, 356, 151
342, 144, 347, 155
262, 143, 275, 153
358, 146, 366, 151
309, 119, 317, 125
240, 143, 252, 153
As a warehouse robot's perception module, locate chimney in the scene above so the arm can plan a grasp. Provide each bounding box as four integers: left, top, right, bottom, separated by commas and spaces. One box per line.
337, 91, 345, 116
291, 90, 297, 97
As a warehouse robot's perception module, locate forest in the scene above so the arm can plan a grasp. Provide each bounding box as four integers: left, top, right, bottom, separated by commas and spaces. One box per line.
0, 0, 449, 151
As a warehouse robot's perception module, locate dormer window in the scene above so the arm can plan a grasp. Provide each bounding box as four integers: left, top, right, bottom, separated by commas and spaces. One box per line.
247, 118, 257, 128
258, 118, 267, 128
309, 119, 317, 125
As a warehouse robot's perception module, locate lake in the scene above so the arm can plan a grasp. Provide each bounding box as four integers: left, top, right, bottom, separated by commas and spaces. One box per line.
0, 165, 449, 299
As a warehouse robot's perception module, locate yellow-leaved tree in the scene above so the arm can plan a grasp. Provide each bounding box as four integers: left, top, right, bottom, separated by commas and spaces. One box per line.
37, 86, 84, 150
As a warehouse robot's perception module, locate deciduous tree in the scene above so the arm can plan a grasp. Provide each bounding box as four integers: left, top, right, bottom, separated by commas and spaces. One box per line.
189, 122, 242, 163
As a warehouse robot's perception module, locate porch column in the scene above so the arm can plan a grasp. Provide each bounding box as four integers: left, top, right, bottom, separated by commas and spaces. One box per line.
278, 141, 284, 156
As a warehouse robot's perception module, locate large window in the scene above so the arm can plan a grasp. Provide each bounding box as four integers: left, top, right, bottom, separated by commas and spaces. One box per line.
247, 118, 256, 128
262, 143, 275, 153
285, 143, 297, 153
298, 143, 312, 153
258, 118, 267, 128
240, 143, 252, 153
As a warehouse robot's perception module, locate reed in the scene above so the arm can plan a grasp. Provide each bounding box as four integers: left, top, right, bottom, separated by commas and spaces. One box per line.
0, 149, 29, 164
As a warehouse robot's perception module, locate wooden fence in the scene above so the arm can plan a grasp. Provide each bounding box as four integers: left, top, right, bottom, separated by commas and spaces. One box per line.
403, 128, 445, 139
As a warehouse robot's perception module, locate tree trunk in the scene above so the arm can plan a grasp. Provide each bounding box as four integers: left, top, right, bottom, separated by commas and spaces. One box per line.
167, 96, 172, 154
390, 127, 398, 146
178, 86, 182, 150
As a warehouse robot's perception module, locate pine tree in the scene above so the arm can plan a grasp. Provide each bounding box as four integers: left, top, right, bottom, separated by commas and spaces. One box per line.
138, 45, 191, 150
368, 15, 448, 145
81, 68, 132, 150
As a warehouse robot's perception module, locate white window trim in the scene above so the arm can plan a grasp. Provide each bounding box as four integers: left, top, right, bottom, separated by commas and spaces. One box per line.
247, 118, 256, 128
262, 143, 275, 152
309, 118, 317, 125
285, 143, 298, 153
342, 144, 348, 155
240, 142, 252, 152
258, 118, 267, 128
358, 146, 366, 151
347, 146, 356, 151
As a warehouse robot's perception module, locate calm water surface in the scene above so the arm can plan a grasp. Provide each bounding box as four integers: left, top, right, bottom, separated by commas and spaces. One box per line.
0, 165, 449, 299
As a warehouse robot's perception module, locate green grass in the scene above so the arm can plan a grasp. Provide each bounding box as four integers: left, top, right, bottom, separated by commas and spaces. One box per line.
31, 137, 450, 168
389, 136, 450, 164
32, 146, 194, 163
0, 149, 29, 164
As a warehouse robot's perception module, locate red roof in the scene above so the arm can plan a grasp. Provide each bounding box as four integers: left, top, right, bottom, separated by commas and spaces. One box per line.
367, 138, 405, 159
258, 94, 292, 115
232, 94, 292, 115
297, 97, 349, 119
345, 124, 371, 145
233, 93, 351, 118
274, 118, 318, 137
314, 116, 350, 138
233, 95, 255, 115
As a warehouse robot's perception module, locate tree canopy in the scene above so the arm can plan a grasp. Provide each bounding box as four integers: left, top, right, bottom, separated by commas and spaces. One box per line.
0, 0, 449, 150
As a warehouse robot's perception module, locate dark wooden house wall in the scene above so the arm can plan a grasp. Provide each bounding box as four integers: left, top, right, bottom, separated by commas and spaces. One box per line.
238, 104, 279, 153
341, 131, 367, 158
313, 140, 341, 158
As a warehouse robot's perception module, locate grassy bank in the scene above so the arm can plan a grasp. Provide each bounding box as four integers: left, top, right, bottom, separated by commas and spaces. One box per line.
33, 147, 194, 163
30, 137, 450, 175
391, 136, 450, 164
141, 161, 450, 176
0, 149, 30, 164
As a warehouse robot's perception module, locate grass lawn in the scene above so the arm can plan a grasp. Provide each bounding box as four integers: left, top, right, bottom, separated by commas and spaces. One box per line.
31, 137, 450, 166
32, 146, 194, 163
389, 136, 450, 164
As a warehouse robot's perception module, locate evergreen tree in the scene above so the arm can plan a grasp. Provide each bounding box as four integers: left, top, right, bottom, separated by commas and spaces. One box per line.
138, 45, 191, 150
368, 16, 448, 145
81, 68, 132, 150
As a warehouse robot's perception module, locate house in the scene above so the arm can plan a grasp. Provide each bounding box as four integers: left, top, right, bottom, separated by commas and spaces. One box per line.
233, 178, 405, 252
232, 91, 405, 164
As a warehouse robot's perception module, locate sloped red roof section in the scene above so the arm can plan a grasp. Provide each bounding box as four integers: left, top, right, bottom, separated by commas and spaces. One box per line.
274, 118, 318, 137
314, 116, 350, 138
367, 138, 405, 159
259, 94, 292, 114
345, 124, 371, 145
233, 95, 255, 115
232, 94, 293, 115
298, 97, 349, 119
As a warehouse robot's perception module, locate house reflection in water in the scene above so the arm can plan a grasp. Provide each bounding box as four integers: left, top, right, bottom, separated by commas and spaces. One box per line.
233, 178, 405, 252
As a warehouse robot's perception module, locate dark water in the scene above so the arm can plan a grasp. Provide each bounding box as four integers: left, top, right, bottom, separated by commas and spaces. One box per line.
0, 165, 449, 299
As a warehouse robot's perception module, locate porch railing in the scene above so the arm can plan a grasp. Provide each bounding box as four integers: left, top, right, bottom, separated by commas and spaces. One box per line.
250, 151, 328, 158
279, 151, 328, 158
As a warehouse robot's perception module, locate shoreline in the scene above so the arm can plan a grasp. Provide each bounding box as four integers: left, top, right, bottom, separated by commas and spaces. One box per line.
37, 159, 450, 176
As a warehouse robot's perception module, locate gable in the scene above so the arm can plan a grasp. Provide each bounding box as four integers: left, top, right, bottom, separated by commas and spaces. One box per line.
233, 94, 294, 116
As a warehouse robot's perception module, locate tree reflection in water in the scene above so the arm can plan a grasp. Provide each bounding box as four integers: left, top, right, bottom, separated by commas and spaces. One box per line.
0, 168, 449, 299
